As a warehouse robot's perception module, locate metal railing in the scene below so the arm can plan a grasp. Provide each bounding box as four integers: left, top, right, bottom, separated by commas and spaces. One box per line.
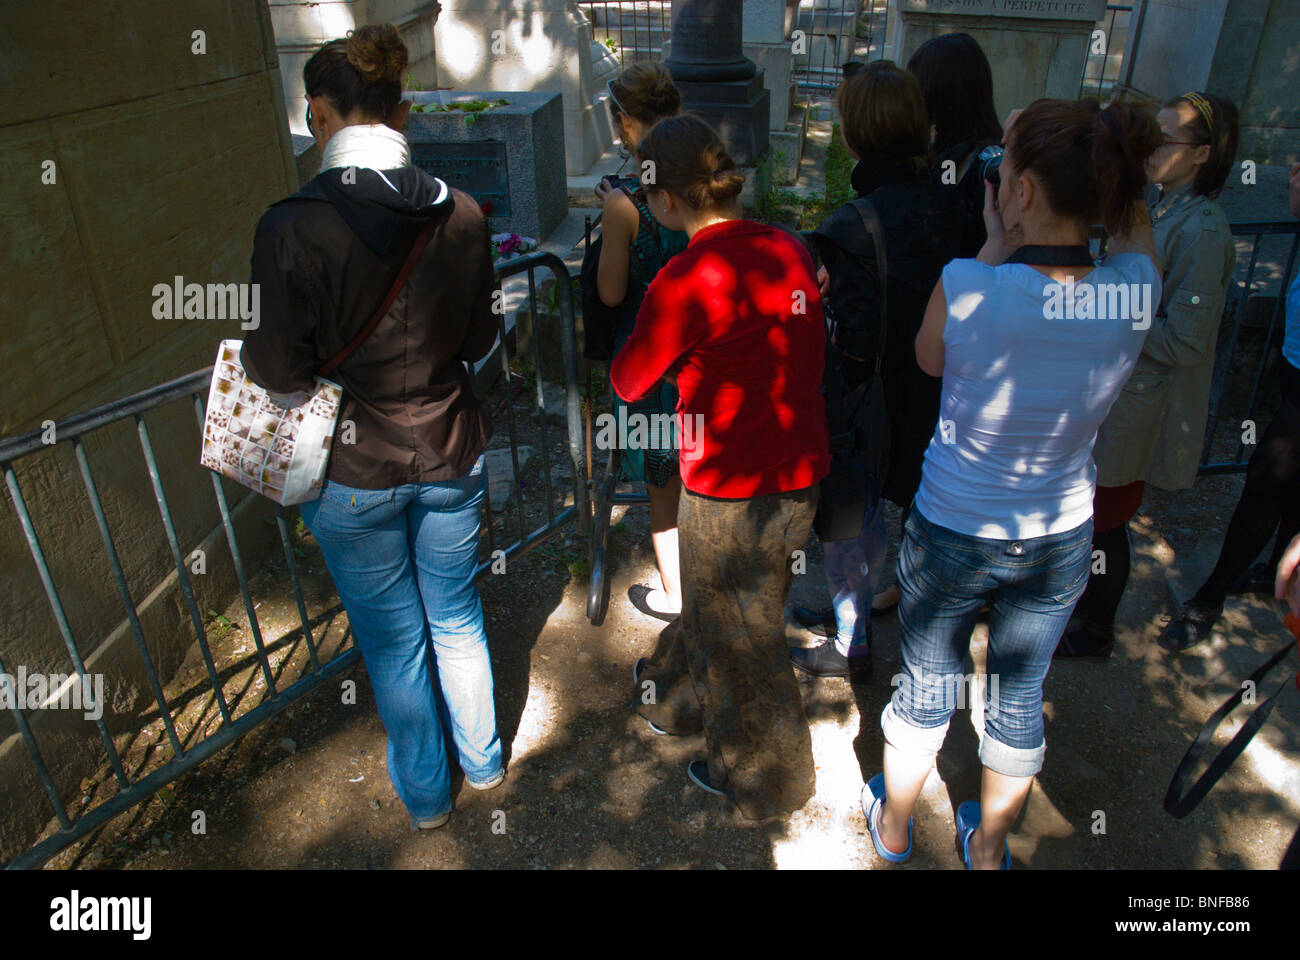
1201, 221, 1300, 473
794, 0, 875, 92
581, 211, 650, 627
1080, 4, 1145, 100
1, 252, 586, 869
576, 1, 671, 65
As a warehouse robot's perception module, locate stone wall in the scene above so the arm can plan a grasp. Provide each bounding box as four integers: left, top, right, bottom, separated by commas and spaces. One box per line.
269, 0, 444, 138
0, 0, 296, 860
1118, 0, 1298, 165
1207, 0, 1300, 165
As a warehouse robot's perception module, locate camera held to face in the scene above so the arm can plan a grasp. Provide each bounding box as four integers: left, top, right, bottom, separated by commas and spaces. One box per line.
979, 145, 1004, 188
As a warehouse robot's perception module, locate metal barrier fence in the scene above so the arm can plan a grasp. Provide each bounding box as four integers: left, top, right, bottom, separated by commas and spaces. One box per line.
581, 211, 650, 627
0, 252, 585, 869
1079, 4, 1144, 100
794, 0, 869, 93
1202, 221, 1300, 473
576, 1, 671, 66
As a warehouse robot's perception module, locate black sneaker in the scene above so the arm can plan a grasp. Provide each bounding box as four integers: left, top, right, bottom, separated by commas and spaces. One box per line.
632, 658, 667, 735
686, 760, 727, 796
1053, 624, 1115, 661
790, 640, 872, 682
1157, 600, 1222, 653
791, 605, 835, 636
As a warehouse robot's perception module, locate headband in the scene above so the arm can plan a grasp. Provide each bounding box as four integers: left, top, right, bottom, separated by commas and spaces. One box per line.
607, 79, 629, 117
1181, 92, 1215, 136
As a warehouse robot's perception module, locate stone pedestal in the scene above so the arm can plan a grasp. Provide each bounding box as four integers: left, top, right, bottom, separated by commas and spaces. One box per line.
664, 0, 770, 166
406, 91, 567, 240
894, 0, 1107, 121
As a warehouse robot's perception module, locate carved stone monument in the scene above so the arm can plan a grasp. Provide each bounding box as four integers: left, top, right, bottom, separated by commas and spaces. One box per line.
894, 0, 1108, 120
663, 0, 770, 166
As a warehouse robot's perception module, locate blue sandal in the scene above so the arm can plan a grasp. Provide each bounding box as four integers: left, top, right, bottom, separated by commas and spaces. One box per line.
861, 773, 912, 863
956, 801, 1012, 870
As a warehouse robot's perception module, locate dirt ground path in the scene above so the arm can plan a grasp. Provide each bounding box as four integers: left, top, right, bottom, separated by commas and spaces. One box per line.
40, 465, 1298, 871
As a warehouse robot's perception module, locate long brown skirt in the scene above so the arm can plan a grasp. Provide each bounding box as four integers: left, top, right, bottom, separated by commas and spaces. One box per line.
636, 484, 819, 819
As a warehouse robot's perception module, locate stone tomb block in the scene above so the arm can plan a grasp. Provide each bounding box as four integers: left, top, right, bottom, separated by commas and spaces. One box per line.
405, 90, 567, 241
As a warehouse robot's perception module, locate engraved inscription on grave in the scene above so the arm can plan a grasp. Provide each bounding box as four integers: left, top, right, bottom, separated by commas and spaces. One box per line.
897, 0, 1104, 20
411, 141, 511, 216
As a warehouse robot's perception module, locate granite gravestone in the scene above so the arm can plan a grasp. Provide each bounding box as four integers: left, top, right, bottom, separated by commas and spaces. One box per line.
405, 90, 567, 240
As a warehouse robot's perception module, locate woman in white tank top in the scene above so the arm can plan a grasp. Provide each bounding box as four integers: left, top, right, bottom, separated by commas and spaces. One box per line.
860, 98, 1164, 870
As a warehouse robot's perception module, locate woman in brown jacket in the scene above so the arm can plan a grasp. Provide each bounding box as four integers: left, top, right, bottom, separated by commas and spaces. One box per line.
241, 25, 503, 828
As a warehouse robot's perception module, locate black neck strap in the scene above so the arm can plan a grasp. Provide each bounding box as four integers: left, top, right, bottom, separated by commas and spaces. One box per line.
1004, 244, 1094, 267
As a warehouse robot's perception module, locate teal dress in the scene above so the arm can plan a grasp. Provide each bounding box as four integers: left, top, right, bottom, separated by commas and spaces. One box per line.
610, 187, 689, 487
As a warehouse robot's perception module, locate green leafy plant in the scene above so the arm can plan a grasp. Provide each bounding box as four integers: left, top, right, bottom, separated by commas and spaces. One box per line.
410, 98, 510, 125
755, 122, 854, 230
205, 610, 234, 642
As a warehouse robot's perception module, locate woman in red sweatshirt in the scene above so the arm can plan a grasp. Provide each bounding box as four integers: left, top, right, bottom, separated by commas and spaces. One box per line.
611, 114, 831, 818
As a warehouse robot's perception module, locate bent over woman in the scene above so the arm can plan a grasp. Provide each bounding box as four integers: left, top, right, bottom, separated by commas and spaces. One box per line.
612, 115, 831, 819
242, 24, 503, 830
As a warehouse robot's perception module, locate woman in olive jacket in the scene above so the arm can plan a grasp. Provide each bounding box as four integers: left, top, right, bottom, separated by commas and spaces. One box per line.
1057, 92, 1239, 659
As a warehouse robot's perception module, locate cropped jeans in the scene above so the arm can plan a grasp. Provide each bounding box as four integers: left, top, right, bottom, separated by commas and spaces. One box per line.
299, 461, 502, 822
882, 507, 1092, 778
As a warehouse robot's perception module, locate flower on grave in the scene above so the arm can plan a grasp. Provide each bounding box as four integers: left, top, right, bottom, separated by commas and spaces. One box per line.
480, 200, 494, 216
491, 232, 538, 261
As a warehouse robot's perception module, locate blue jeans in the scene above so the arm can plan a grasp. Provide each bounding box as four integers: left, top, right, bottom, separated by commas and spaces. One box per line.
299, 463, 502, 821
882, 507, 1092, 778
822, 497, 888, 653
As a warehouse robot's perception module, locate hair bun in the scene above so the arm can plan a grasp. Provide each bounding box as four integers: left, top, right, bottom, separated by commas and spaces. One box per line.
347, 24, 408, 86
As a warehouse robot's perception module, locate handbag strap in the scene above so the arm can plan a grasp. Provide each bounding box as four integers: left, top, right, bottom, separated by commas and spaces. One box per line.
319, 218, 437, 376
849, 197, 888, 374
1163, 637, 1298, 819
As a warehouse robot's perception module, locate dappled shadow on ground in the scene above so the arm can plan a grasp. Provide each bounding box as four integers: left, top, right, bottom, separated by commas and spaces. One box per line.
42, 468, 1298, 870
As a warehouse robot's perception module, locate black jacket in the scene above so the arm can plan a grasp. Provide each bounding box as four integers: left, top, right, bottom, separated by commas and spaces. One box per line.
935, 139, 1000, 259
241, 165, 497, 488
812, 157, 963, 507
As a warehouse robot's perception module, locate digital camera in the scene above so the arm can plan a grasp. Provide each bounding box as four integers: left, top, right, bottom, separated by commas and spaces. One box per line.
979, 145, 1004, 188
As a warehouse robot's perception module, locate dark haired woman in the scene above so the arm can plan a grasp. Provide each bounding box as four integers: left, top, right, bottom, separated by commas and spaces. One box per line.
595, 62, 688, 621
611, 115, 831, 818
790, 61, 963, 681
907, 32, 1003, 258
866, 99, 1163, 868
241, 24, 503, 830
1061, 91, 1240, 659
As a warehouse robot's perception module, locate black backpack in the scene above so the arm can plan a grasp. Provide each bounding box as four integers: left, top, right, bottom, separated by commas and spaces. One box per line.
812, 198, 892, 543
580, 232, 620, 363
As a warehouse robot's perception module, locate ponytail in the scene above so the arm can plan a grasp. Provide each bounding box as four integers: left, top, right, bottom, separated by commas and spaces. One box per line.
1007, 97, 1162, 236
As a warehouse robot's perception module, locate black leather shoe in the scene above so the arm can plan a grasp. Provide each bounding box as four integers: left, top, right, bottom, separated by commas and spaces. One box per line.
792, 605, 835, 636
790, 640, 872, 682
1158, 601, 1222, 653
1053, 624, 1115, 661
629, 584, 679, 622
